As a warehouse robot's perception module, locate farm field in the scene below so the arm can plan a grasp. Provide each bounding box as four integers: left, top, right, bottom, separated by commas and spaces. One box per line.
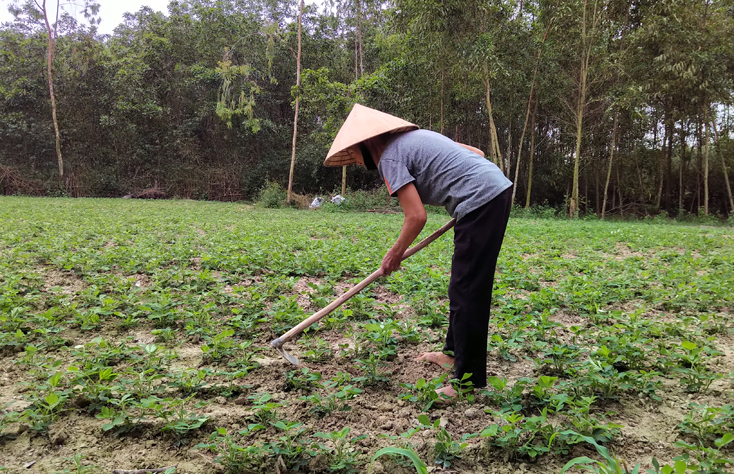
0, 196, 732, 474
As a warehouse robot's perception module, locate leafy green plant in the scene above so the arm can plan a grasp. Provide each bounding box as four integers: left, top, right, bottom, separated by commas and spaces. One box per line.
481, 409, 564, 459
285, 367, 322, 392
258, 181, 286, 208
670, 433, 734, 474
480, 376, 531, 413
202, 328, 237, 362
297, 336, 333, 362
269, 420, 312, 470
161, 398, 210, 441
673, 340, 723, 393
417, 414, 472, 468
52, 453, 100, 474
313, 426, 366, 472
196, 425, 267, 474
354, 353, 391, 386
564, 396, 622, 444
248, 393, 282, 423
678, 404, 734, 446
369, 446, 428, 474
559, 431, 639, 473
302, 384, 362, 417
399, 375, 447, 411
96, 394, 138, 434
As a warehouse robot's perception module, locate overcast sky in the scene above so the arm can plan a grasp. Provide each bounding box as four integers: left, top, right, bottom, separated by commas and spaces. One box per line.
1, 0, 322, 35
0, 0, 174, 35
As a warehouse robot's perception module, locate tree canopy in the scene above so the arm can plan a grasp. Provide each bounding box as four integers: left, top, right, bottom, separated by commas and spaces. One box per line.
1, 0, 733, 217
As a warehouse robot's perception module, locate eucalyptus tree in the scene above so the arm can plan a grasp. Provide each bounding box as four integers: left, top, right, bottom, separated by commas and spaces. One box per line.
545, 0, 616, 217
6, 0, 99, 180
627, 0, 734, 215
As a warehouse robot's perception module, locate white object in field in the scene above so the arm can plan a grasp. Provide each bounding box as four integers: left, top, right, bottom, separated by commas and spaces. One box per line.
331, 195, 346, 205
309, 197, 324, 208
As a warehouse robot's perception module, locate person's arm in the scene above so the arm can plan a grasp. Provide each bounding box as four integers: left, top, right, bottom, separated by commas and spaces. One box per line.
380, 183, 427, 276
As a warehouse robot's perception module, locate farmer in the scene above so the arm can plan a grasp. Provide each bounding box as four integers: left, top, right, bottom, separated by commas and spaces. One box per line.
324, 104, 513, 401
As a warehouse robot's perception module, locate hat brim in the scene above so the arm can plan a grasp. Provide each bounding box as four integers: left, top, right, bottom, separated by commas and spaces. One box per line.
324, 104, 418, 167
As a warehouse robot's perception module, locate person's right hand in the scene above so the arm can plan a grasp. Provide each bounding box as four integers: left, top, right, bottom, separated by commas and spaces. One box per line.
380, 247, 403, 276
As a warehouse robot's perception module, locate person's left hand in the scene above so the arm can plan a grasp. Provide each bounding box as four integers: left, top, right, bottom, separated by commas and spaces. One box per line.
380, 248, 402, 276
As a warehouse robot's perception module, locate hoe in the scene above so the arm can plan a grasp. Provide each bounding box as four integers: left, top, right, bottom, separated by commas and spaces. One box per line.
271, 218, 456, 364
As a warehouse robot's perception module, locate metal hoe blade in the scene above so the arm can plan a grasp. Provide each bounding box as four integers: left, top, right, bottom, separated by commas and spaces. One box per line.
271, 337, 300, 365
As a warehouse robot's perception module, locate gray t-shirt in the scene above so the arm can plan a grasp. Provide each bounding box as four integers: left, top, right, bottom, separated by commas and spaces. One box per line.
378, 130, 513, 221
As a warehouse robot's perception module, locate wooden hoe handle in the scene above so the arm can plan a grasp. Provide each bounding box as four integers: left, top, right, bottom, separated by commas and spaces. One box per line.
272, 218, 456, 346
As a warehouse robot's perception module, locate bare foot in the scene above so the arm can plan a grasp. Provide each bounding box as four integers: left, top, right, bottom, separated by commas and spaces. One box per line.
416, 352, 455, 370
434, 385, 459, 404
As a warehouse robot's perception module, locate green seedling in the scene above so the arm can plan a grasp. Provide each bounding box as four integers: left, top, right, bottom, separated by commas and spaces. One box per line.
480, 376, 531, 413
670, 433, 734, 474
369, 446, 428, 474
354, 353, 391, 386
678, 404, 734, 446
151, 327, 175, 344
673, 339, 723, 393
196, 426, 268, 474
231, 340, 260, 370
25, 390, 67, 431
161, 398, 210, 442
52, 453, 99, 474
269, 420, 311, 470
399, 375, 447, 411
559, 430, 640, 473
396, 319, 422, 344
202, 328, 237, 362
302, 384, 362, 417
297, 336, 332, 363
314, 426, 367, 473
532, 375, 558, 405
564, 396, 622, 444
167, 368, 211, 396
417, 414, 472, 468
413, 299, 448, 329
481, 408, 569, 459
96, 393, 137, 434
363, 320, 399, 357
248, 393, 282, 423
285, 367, 322, 392
451, 373, 475, 404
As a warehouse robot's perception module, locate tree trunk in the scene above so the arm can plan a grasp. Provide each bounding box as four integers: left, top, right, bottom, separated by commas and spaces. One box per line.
512, 21, 551, 203
286, 0, 304, 203
570, 0, 591, 219
696, 118, 702, 212
440, 69, 445, 135
654, 119, 663, 210
664, 115, 673, 211
712, 121, 734, 213
703, 108, 710, 215
483, 71, 503, 173
570, 60, 587, 218
356, 0, 363, 77
617, 165, 623, 216
601, 114, 618, 218
342, 166, 347, 195
679, 123, 686, 213
525, 99, 538, 208
41, 0, 63, 179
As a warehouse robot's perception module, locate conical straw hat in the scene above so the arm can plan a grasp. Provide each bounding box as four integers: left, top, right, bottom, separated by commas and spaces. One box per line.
324, 104, 418, 167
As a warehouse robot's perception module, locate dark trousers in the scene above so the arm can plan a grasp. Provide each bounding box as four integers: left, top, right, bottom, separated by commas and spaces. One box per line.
444, 186, 512, 389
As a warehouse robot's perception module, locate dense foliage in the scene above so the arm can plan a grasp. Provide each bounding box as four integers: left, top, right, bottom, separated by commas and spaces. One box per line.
1, 0, 733, 217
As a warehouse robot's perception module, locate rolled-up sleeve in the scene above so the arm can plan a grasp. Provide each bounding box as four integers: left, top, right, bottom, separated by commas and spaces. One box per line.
378, 159, 415, 197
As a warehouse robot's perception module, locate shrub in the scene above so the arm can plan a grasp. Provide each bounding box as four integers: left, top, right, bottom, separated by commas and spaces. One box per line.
258, 181, 286, 208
